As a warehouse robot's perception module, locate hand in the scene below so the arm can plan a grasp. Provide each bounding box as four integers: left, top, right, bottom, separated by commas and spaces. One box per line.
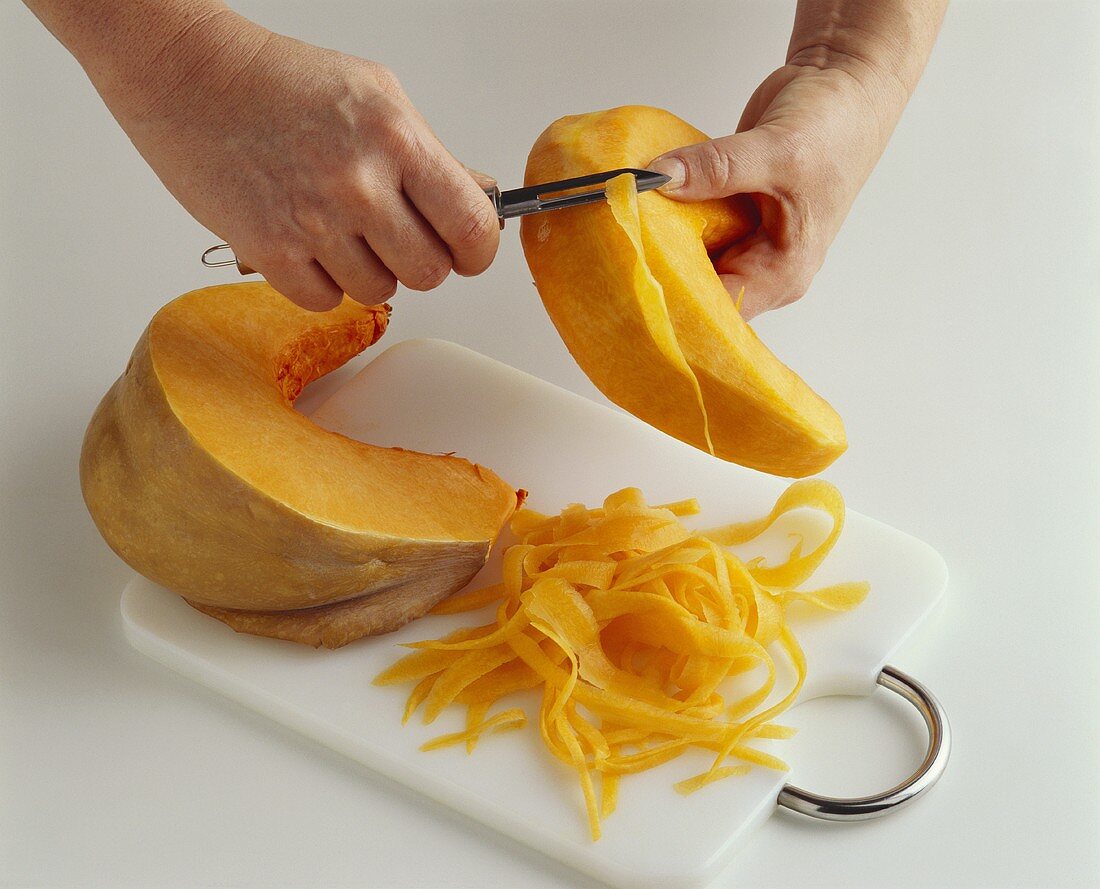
648, 0, 947, 320
76, 8, 500, 310
648, 62, 898, 320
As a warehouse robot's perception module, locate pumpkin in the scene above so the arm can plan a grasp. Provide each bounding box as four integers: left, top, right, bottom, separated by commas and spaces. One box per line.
520, 105, 847, 477
80, 282, 520, 648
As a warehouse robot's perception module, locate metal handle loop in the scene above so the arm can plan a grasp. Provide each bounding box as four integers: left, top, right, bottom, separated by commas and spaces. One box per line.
201, 243, 254, 276
776, 665, 950, 821
200, 243, 237, 268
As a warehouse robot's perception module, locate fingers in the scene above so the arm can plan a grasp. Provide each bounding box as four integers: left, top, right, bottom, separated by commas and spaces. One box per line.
714, 234, 811, 319
251, 168, 489, 309
404, 150, 500, 277
234, 80, 498, 304
647, 128, 779, 202
359, 190, 455, 292
258, 254, 344, 312
313, 235, 397, 306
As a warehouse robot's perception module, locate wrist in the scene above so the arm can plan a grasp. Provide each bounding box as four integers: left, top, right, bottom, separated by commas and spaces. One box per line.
783, 43, 913, 150
786, 1, 947, 103
786, 43, 907, 105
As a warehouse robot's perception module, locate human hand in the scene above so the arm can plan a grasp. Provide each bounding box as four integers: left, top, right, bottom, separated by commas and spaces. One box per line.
72, 6, 500, 310
647, 65, 892, 319
648, 1, 946, 319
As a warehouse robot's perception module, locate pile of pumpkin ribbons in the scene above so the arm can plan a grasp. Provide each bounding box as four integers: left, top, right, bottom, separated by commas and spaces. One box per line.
376, 479, 868, 840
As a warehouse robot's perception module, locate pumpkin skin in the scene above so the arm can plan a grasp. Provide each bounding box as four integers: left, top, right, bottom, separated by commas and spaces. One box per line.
80, 283, 520, 648
521, 105, 847, 478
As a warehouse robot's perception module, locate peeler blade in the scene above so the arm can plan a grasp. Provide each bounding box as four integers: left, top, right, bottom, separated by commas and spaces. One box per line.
489, 168, 670, 220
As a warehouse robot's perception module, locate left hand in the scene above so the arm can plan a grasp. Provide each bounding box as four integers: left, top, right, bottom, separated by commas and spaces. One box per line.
648, 59, 904, 319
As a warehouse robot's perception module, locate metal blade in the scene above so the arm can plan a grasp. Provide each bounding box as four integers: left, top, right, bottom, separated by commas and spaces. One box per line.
496, 168, 670, 219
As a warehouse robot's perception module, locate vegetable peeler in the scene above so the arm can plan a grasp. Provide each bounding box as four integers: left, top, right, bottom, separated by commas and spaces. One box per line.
200, 168, 670, 275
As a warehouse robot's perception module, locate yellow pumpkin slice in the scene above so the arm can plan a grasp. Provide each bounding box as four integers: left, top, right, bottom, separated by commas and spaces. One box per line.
521, 105, 847, 477
80, 282, 520, 648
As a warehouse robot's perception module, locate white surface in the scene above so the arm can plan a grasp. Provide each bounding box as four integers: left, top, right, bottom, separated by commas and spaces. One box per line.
120, 339, 948, 889
1, 2, 1098, 888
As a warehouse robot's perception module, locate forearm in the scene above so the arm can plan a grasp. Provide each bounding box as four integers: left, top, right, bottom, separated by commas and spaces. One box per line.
22, 0, 264, 124
788, 0, 947, 124
24, 0, 500, 308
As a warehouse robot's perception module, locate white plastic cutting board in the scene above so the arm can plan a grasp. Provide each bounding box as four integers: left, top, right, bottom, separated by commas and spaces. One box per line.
121, 338, 948, 889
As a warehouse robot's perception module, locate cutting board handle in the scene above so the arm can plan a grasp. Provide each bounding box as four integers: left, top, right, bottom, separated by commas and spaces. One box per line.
777, 665, 951, 821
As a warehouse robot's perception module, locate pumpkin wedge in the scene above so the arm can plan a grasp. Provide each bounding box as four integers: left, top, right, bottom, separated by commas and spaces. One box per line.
80, 283, 520, 648
521, 105, 847, 477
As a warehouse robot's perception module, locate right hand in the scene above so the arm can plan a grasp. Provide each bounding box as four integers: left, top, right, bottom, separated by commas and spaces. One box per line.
114, 12, 499, 310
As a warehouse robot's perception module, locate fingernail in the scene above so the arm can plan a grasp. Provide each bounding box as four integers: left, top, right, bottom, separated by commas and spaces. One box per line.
647, 157, 685, 191
465, 166, 497, 187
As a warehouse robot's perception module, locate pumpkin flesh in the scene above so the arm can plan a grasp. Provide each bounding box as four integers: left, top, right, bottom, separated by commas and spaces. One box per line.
521, 106, 847, 477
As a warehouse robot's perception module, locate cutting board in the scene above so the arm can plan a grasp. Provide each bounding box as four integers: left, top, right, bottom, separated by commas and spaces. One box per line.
121, 338, 948, 889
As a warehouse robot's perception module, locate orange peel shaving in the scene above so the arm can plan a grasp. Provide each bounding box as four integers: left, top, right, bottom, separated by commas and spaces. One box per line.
604, 172, 713, 454
375, 481, 868, 840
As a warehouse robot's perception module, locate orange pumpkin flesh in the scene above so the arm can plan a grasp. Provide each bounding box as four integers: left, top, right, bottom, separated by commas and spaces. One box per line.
80, 283, 520, 648
521, 105, 847, 477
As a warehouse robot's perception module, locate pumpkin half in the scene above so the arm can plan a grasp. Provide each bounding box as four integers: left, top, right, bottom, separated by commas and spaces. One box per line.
80, 283, 520, 648
520, 105, 847, 477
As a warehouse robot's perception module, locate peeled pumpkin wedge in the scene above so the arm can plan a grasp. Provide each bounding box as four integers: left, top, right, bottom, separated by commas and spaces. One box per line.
521, 105, 847, 477
80, 282, 520, 649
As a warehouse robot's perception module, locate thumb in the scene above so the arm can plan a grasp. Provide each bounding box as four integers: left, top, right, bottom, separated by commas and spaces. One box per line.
647, 129, 776, 202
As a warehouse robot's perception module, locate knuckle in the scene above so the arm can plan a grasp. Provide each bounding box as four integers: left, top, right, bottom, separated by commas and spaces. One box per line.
456, 200, 498, 249
363, 61, 404, 99
692, 140, 738, 192
378, 277, 399, 300
779, 270, 813, 307
303, 271, 345, 309
255, 248, 342, 311
378, 106, 421, 153
350, 270, 398, 305
772, 128, 816, 180
278, 280, 340, 312
345, 176, 377, 207
299, 293, 343, 313
290, 203, 331, 239
251, 240, 308, 274
784, 285, 808, 308
362, 277, 399, 305
775, 130, 807, 168
404, 255, 452, 291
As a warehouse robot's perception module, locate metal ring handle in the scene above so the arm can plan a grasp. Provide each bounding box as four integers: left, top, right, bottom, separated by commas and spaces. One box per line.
201, 243, 255, 276
777, 665, 950, 821
200, 243, 237, 268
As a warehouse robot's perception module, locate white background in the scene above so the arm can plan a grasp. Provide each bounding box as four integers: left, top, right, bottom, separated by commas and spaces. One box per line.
2, 1, 1098, 887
